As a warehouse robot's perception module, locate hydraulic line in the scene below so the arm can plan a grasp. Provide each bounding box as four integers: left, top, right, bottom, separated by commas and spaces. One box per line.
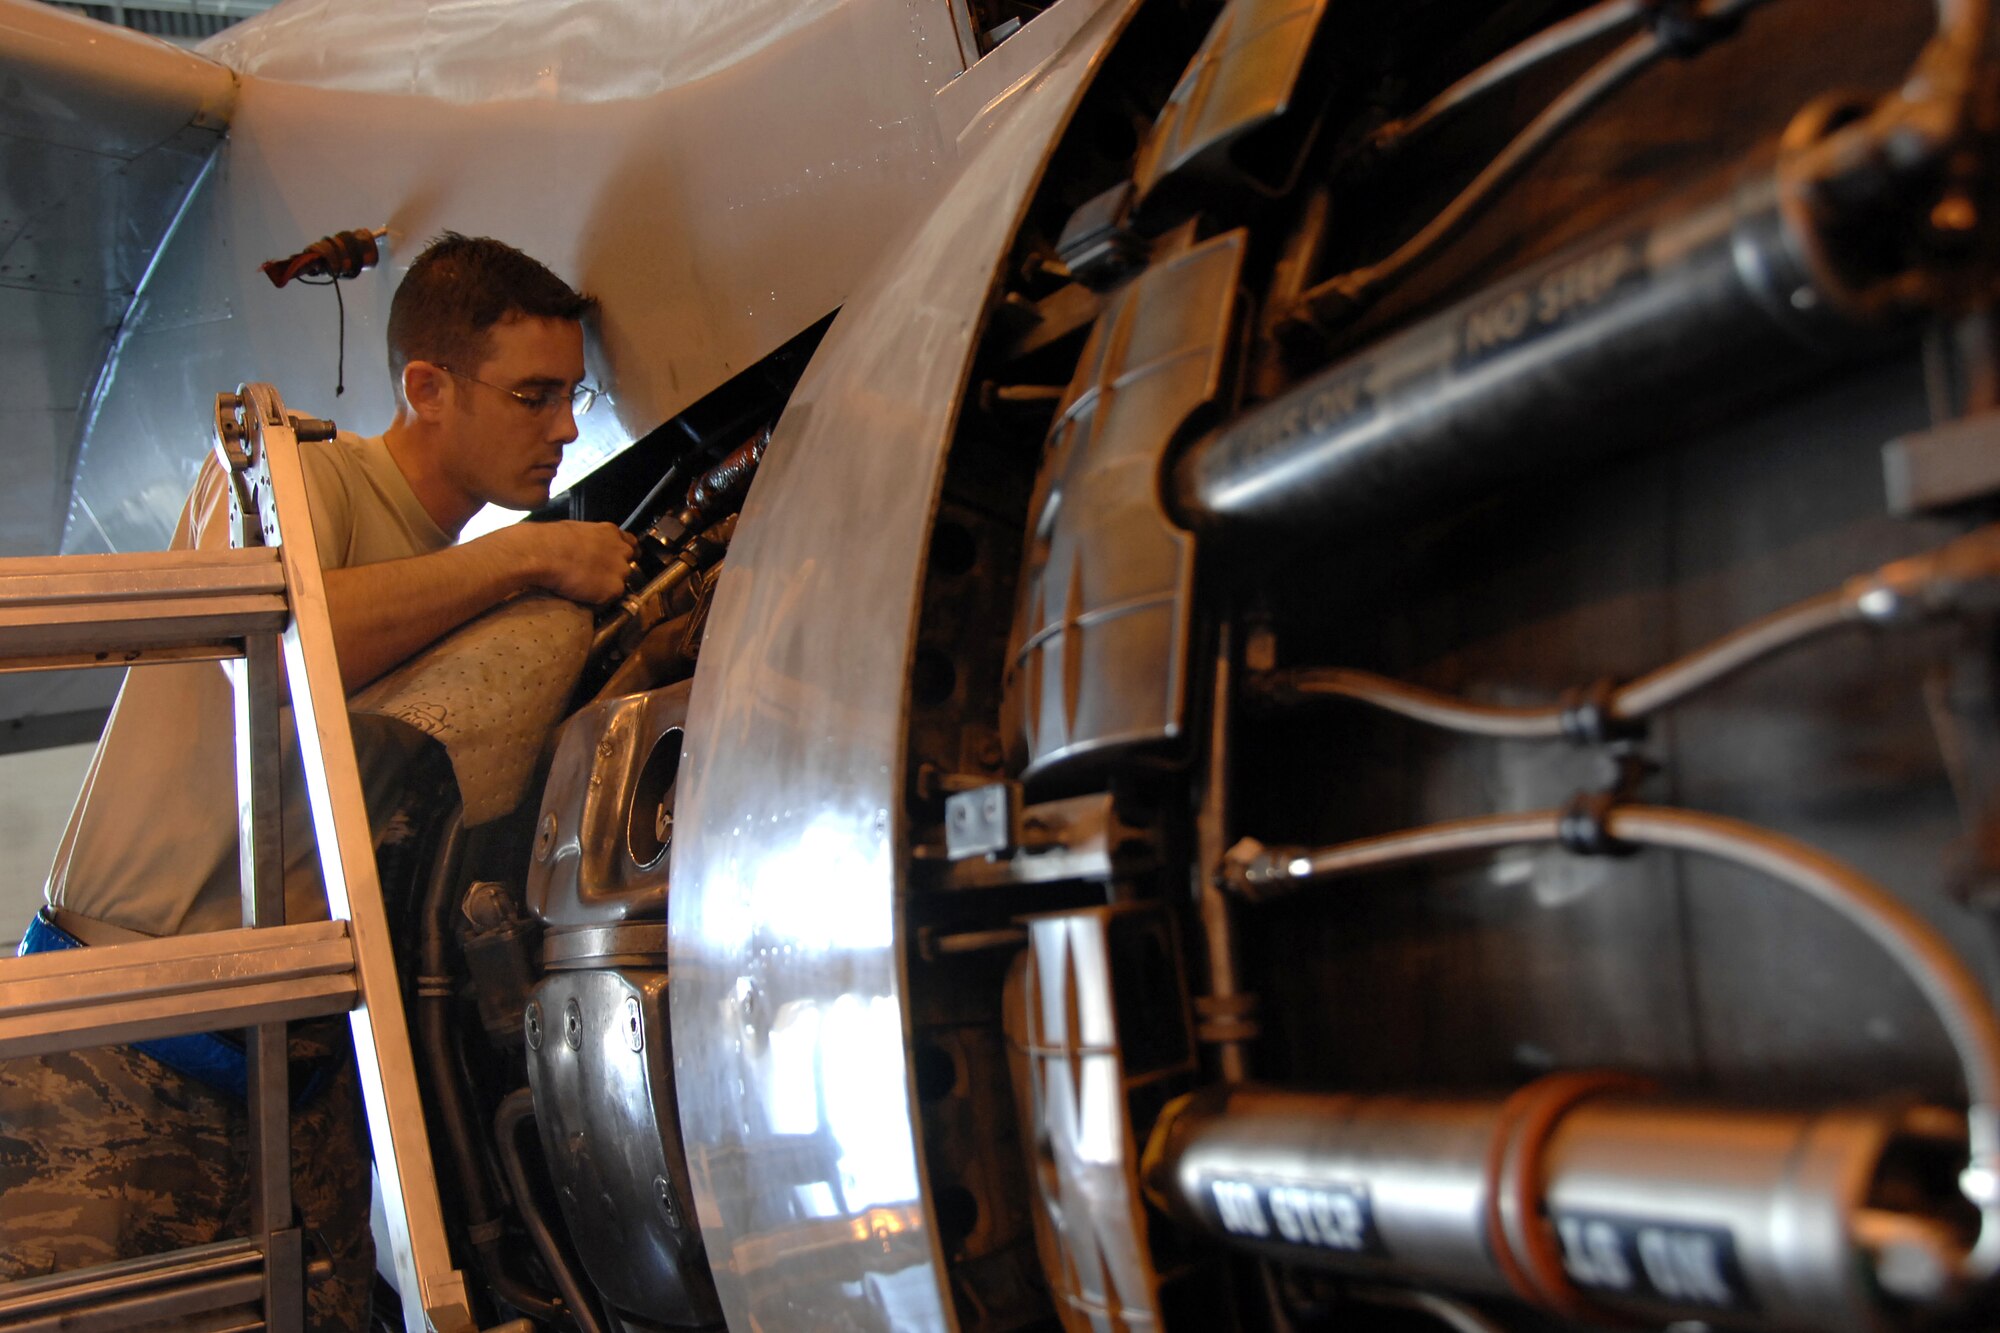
494, 1089, 609, 1333
1297, 0, 1775, 331
1221, 804, 2000, 1284
1371, 0, 1650, 154
1255, 526, 2000, 739
1182, 0, 1997, 548
412, 808, 569, 1326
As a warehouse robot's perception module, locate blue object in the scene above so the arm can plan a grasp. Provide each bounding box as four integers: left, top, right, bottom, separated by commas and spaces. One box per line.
17, 909, 304, 1104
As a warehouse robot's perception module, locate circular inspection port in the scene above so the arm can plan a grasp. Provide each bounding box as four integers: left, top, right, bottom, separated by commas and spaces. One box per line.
928, 518, 978, 578
628, 727, 684, 869
912, 647, 958, 706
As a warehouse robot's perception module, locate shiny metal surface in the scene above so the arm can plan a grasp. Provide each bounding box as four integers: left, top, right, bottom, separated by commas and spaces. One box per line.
1004, 227, 1242, 779
1172, 162, 1883, 548
1130, 0, 1328, 205
0, 1236, 323, 1333
542, 922, 669, 970
57, 0, 995, 562
667, 2, 1138, 1327
527, 680, 688, 930
1003, 906, 1203, 1332
525, 967, 719, 1326
1144, 1083, 1951, 1331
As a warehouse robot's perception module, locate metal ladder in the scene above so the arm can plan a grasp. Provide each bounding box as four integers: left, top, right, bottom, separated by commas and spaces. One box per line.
0, 385, 475, 1333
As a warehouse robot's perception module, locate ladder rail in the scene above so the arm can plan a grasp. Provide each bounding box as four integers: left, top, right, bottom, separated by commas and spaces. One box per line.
223, 383, 473, 1333
0, 384, 477, 1333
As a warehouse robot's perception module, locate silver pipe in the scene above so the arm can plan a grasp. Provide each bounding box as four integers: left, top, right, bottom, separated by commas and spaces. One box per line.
1177, 153, 1891, 549
1222, 803, 2000, 1283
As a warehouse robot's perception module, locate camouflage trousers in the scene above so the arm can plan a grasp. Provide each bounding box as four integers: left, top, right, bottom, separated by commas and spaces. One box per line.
0, 1024, 374, 1332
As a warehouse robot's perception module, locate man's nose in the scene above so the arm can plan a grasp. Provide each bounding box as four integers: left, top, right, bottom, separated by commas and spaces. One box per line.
549, 401, 579, 445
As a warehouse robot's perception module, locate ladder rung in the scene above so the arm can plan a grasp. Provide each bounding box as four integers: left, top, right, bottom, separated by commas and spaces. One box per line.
0, 550, 287, 665
0, 921, 357, 1060
0, 1235, 328, 1333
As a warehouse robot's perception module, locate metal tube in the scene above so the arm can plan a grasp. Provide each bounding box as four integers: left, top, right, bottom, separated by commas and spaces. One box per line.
1143, 1084, 1959, 1331
493, 1089, 609, 1333
1175, 158, 1894, 548
1372, 0, 1649, 152
1223, 803, 2000, 1283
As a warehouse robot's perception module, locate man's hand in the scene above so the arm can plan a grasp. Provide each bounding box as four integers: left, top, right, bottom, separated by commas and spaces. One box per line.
322, 519, 639, 690
487, 520, 638, 606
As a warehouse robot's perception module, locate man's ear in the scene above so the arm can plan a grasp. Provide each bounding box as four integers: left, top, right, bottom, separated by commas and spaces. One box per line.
402, 361, 452, 422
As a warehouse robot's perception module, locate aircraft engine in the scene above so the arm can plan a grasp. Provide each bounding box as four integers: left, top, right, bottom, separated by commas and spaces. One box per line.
380, 0, 2000, 1329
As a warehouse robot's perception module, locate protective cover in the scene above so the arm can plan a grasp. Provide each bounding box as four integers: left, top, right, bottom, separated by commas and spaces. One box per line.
351, 593, 591, 826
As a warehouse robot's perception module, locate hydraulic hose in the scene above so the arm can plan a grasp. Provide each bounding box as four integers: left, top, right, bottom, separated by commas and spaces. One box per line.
1255, 525, 2000, 740
494, 1089, 610, 1333
1371, 0, 1650, 153
413, 811, 569, 1326
1298, 0, 1776, 330
1222, 804, 2000, 1285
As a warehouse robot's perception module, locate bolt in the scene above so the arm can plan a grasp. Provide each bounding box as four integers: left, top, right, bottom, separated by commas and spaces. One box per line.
625, 995, 645, 1052
525, 1001, 543, 1051
654, 1174, 679, 1226
535, 812, 558, 862
563, 998, 583, 1051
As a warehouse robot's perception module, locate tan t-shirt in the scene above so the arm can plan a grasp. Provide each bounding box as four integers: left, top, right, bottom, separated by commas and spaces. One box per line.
47, 432, 453, 941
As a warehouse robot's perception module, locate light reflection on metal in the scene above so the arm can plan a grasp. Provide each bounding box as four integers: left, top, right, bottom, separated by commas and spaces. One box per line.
667, 0, 1142, 1327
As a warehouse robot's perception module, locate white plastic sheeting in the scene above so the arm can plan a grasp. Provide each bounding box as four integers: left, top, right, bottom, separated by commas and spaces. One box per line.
199, 0, 953, 103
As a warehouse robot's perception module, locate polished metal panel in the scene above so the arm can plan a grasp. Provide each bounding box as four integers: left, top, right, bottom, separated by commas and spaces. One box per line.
1130, 0, 1329, 206
1005, 229, 1243, 779
58, 0, 986, 561
541, 922, 669, 971
527, 680, 688, 930
668, 2, 1140, 1327
525, 967, 720, 1326
1003, 906, 1202, 1332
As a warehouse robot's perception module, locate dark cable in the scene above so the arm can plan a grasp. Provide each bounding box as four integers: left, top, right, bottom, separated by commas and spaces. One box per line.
1296, 0, 1774, 333
296, 274, 349, 398
1371, 0, 1649, 153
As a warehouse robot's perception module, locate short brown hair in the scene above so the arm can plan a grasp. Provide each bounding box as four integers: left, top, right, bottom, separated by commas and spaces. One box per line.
387, 233, 597, 389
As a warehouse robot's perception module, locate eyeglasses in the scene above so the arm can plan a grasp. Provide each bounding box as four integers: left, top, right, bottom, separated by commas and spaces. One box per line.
436, 365, 602, 416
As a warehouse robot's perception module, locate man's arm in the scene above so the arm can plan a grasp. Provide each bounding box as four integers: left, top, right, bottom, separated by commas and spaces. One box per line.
323, 519, 636, 690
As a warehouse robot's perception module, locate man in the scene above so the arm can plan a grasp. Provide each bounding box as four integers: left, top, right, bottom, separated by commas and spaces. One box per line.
0, 234, 632, 1329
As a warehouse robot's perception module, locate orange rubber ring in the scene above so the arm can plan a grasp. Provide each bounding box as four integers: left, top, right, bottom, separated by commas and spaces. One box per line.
1483, 1071, 1655, 1323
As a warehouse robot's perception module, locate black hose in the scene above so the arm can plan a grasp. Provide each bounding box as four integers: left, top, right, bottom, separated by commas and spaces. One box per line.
1298, 0, 1775, 331
414, 809, 567, 1326
1371, 0, 1649, 153
494, 1089, 610, 1333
